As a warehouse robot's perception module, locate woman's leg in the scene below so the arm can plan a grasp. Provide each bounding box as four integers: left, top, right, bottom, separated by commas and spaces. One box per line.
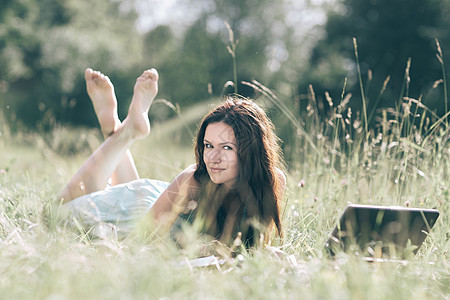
85, 68, 140, 185
58, 68, 159, 203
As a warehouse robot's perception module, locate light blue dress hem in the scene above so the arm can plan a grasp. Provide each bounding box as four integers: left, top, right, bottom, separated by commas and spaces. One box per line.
63, 178, 169, 238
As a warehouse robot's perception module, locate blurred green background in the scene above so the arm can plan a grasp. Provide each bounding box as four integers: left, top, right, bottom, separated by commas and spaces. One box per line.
1, 0, 449, 131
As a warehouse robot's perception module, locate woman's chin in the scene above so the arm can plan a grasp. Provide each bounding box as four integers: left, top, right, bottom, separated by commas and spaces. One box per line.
209, 178, 222, 185
208, 174, 237, 188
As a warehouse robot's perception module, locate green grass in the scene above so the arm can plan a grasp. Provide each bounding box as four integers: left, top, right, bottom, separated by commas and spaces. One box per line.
0, 90, 449, 299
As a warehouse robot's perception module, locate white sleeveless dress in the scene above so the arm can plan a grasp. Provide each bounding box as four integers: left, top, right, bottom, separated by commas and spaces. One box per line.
63, 178, 169, 239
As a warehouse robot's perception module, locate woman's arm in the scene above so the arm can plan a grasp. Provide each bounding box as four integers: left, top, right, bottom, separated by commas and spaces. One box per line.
144, 164, 200, 231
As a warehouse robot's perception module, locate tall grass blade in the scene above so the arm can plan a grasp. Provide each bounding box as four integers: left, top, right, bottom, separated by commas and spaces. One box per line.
353, 37, 368, 137
435, 38, 448, 128
225, 22, 239, 95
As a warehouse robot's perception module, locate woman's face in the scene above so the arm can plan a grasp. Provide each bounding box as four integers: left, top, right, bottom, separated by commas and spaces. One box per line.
203, 122, 239, 188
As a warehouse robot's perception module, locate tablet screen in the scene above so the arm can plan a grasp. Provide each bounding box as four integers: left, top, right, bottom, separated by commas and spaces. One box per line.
324, 204, 440, 258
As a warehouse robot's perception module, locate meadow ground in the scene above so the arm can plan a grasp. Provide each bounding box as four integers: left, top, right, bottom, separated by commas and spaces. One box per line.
0, 96, 449, 299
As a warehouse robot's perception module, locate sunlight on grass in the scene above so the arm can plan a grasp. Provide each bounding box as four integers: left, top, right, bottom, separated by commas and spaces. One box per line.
1, 92, 448, 299
0, 60, 449, 298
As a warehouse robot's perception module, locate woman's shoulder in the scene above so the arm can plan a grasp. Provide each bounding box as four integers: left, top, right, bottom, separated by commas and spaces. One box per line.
177, 164, 197, 178
275, 167, 287, 194
275, 167, 286, 184
173, 164, 200, 188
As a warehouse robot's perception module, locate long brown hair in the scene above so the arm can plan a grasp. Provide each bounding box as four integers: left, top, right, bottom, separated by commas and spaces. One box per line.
192, 97, 284, 246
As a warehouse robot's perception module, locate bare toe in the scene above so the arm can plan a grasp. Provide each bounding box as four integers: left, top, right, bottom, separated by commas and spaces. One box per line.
85, 68, 94, 80
143, 68, 159, 81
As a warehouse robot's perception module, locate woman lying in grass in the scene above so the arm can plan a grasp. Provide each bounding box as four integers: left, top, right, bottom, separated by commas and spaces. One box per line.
57, 68, 286, 247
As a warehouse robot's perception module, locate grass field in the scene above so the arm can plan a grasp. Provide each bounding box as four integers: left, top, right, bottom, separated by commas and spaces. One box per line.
0, 89, 449, 299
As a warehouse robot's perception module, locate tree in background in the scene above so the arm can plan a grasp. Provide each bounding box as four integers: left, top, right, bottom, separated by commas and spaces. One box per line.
1, 0, 298, 128
0, 0, 143, 129
2, 0, 448, 130
303, 0, 449, 123
148, 0, 292, 107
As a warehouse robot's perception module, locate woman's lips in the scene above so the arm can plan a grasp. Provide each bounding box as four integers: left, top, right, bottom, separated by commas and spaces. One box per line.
209, 167, 225, 173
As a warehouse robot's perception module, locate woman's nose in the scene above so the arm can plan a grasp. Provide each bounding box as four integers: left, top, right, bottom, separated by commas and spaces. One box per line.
208, 149, 222, 163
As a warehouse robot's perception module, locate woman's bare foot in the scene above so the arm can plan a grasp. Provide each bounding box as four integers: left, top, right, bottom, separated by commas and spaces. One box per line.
85, 68, 121, 138
122, 68, 159, 139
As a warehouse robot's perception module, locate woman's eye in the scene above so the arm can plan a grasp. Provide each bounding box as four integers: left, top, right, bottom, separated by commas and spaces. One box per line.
204, 143, 213, 149
223, 145, 233, 150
